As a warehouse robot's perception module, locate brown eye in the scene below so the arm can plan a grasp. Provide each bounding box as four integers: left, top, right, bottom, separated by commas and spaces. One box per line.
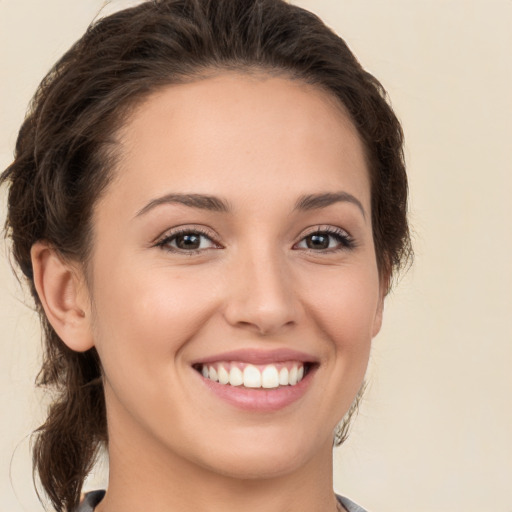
175, 233, 201, 250
156, 229, 218, 253
295, 228, 354, 252
305, 233, 330, 250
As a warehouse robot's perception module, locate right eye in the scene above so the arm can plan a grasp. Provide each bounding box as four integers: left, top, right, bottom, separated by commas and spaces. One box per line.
155, 228, 220, 254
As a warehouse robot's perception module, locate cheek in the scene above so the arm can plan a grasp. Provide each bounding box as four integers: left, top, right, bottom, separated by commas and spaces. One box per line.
89, 265, 223, 432
300, 265, 381, 350
90, 261, 221, 374
292, 268, 379, 426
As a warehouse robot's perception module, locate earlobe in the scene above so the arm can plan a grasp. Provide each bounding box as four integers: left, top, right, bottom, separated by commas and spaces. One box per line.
31, 242, 94, 352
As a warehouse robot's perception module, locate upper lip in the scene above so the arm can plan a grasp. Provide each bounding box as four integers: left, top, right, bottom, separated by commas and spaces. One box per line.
191, 348, 318, 366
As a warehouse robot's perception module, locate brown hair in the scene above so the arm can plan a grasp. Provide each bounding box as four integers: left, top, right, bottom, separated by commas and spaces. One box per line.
1, 0, 412, 510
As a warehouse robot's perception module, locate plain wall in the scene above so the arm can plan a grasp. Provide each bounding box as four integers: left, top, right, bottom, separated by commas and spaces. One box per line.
1, 1, 511, 511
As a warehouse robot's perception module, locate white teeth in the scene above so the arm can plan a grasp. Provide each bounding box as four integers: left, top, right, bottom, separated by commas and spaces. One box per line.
261, 365, 279, 389
218, 365, 229, 385
243, 365, 262, 388
229, 366, 243, 386
289, 365, 298, 385
208, 366, 218, 382
201, 362, 307, 388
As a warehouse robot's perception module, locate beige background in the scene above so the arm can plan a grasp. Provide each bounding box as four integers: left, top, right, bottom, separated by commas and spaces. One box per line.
1, 1, 511, 511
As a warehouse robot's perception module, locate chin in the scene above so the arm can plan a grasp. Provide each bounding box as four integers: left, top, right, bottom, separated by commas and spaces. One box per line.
202, 451, 308, 481
189, 425, 329, 481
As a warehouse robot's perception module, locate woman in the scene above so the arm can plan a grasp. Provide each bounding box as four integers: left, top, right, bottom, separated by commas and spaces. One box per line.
1, 0, 411, 511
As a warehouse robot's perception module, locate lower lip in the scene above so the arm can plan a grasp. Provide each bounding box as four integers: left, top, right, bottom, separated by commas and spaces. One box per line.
196, 368, 315, 411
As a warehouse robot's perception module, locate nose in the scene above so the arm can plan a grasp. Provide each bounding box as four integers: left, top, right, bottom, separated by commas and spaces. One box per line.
222, 248, 300, 336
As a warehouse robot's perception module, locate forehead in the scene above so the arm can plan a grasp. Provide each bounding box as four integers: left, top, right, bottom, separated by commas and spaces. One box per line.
102, 72, 370, 216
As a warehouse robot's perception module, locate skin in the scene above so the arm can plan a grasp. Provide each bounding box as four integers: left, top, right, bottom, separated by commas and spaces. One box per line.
32, 73, 385, 512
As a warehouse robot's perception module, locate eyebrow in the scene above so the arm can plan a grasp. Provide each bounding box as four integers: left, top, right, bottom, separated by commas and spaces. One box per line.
294, 192, 366, 219
135, 191, 366, 218
135, 193, 231, 217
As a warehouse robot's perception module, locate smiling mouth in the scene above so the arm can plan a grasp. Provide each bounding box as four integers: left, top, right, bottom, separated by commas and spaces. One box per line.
193, 361, 314, 389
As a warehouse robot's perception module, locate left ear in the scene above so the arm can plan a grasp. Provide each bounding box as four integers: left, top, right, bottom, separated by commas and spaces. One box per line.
372, 272, 390, 338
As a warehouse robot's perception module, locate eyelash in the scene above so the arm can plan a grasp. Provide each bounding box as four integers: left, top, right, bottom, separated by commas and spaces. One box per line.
155, 227, 220, 255
154, 226, 355, 255
296, 226, 356, 253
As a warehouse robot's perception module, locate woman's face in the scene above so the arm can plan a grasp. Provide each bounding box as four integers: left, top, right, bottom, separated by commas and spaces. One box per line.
85, 73, 384, 479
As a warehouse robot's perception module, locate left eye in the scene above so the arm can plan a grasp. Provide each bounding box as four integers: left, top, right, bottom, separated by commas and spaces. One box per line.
157, 231, 217, 251
296, 230, 352, 251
